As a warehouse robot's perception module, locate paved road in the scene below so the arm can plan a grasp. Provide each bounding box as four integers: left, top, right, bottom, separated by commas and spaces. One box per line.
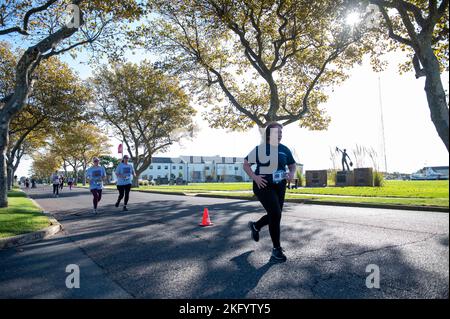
0, 186, 448, 299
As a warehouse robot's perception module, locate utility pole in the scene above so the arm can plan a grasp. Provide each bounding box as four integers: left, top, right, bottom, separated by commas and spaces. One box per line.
378, 76, 388, 173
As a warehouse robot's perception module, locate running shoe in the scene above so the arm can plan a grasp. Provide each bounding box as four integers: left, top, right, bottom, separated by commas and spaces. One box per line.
270, 247, 287, 262
248, 221, 259, 242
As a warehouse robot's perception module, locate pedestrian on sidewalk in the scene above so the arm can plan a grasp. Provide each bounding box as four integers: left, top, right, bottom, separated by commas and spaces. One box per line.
114, 155, 136, 212
50, 171, 60, 197
243, 122, 297, 263
86, 157, 107, 215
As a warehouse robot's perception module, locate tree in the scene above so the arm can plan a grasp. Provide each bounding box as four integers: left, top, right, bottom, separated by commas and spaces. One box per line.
31, 150, 62, 181
1, 44, 92, 189
50, 123, 111, 185
366, 0, 449, 151
92, 61, 196, 187
132, 0, 374, 131
0, 0, 144, 206
7, 128, 47, 188
99, 155, 120, 183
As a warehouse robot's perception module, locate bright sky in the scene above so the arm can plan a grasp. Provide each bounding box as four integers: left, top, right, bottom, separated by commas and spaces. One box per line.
15, 47, 449, 177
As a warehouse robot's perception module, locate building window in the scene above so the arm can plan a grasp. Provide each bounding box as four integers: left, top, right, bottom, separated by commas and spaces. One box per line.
205, 166, 210, 170
172, 166, 176, 170
165, 166, 168, 170
179, 166, 183, 170
234, 167, 239, 171
150, 165, 153, 169
157, 166, 161, 170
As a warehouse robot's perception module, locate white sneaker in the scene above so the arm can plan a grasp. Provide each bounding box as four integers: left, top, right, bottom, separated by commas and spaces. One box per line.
92, 209, 97, 215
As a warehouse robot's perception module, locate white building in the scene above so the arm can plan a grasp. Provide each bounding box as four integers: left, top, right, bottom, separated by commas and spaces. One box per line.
138, 155, 252, 182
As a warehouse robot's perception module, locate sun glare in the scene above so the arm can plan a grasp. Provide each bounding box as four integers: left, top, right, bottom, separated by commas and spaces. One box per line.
346, 12, 361, 26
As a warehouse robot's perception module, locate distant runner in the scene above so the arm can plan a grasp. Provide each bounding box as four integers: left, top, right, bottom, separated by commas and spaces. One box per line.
50, 171, 60, 197
67, 177, 74, 190
59, 175, 65, 190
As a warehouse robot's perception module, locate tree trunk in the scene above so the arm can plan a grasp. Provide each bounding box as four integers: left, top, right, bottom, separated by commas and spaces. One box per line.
82, 164, 87, 186
421, 46, 449, 152
7, 167, 13, 191
63, 162, 68, 177
132, 170, 140, 188
0, 117, 10, 207
12, 168, 16, 187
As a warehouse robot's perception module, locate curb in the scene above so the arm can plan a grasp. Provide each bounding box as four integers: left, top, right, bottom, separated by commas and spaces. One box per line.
0, 191, 63, 250
194, 193, 257, 201
294, 199, 449, 213
137, 189, 187, 196
0, 217, 62, 250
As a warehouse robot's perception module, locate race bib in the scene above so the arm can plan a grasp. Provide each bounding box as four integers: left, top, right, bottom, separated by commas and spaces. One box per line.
92, 170, 102, 177
272, 170, 287, 184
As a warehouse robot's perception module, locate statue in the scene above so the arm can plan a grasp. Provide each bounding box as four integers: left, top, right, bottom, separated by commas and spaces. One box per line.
336, 147, 353, 171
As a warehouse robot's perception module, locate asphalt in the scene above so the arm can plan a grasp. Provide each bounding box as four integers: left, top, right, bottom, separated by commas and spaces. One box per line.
0, 185, 448, 299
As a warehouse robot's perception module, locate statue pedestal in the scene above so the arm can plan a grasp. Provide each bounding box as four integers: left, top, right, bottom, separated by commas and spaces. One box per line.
336, 171, 354, 187
354, 168, 374, 186
305, 170, 328, 187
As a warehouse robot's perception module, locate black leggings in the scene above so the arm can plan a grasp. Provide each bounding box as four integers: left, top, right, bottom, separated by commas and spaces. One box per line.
253, 180, 287, 249
91, 189, 103, 209
117, 184, 131, 205
53, 184, 59, 195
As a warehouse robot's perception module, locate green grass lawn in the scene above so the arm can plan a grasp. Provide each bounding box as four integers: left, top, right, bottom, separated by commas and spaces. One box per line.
289, 180, 449, 198
0, 191, 51, 239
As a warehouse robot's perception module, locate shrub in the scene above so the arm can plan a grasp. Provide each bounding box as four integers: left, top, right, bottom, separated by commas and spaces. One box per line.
295, 169, 304, 187
373, 171, 385, 187
139, 180, 149, 186
328, 170, 337, 186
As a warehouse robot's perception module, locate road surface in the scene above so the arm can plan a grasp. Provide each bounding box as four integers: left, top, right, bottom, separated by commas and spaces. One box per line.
0, 186, 448, 298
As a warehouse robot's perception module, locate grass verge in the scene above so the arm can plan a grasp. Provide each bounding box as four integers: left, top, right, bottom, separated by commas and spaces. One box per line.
0, 191, 51, 239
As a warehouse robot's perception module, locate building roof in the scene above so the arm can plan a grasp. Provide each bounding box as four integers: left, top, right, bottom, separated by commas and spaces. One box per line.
427, 166, 449, 174
151, 157, 185, 164
179, 156, 246, 164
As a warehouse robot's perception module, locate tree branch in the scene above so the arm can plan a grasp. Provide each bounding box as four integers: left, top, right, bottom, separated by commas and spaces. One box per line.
208, 67, 264, 127
376, 4, 415, 47
283, 45, 348, 126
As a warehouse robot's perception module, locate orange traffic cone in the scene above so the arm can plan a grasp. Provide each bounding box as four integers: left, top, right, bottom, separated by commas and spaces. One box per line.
199, 207, 213, 226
